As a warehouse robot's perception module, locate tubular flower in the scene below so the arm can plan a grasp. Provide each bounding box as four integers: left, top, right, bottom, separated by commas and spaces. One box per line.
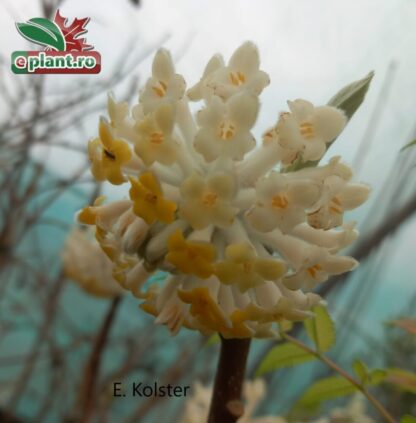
78, 42, 369, 338
194, 92, 258, 162
62, 229, 124, 299
139, 48, 186, 114
134, 104, 179, 166
277, 99, 347, 163
246, 171, 321, 233
215, 243, 286, 292
166, 230, 216, 278
179, 172, 238, 229
88, 119, 132, 185
129, 172, 177, 224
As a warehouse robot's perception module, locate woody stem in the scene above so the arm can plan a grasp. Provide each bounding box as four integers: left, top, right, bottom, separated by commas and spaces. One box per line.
207, 336, 251, 423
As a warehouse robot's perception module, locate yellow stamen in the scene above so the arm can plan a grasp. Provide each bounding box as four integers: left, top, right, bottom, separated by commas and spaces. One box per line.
329, 197, 343, 214
229, 71, 246, 86
202, 192, 218, 206
242, 261, 252, 273
152, 80, 168, 97
218, 122, 236, 140
149, 132, 164, 144
299, 122, 315, 139
271, 195, 289, 209
307, 264, 323, 279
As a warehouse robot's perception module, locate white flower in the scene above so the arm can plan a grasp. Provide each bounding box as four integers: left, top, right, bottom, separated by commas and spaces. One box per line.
79, 42, 368, 338
307, 175, 370, 230
246, 171, 321, 233
205, 41, 270, 100
179, 172, 238, 229
139, 48, 186, 114
134, 104, 179, 166
187, 54, 225, 101
282, 252, 358, 291
194, 92, 258, 162
277, 99, 347, 163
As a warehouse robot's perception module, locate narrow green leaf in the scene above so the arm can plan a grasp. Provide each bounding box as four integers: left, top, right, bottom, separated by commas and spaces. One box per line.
328, 71, 374, 120
400, 140, 416, 152
16, 18, 65, 51
304, 306, 335, 353
297, 376, 358, 406
256, 342, 316, 376
386, 368, 416, 393
370, 369, 387, 385
401, 415, 416, 423
353, 360, 369, 384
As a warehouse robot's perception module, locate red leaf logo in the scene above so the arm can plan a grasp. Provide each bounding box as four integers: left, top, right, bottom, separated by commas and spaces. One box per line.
53, 9, 93, 52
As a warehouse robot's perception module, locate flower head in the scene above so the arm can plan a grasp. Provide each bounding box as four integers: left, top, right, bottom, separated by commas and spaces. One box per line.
79, 42, 369, 338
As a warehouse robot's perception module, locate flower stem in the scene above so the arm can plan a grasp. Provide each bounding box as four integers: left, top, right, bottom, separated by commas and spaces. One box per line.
208, 336, 251, 423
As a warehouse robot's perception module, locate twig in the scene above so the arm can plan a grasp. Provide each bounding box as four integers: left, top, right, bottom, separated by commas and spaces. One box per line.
208, 336, 251, 423
78, 296, 122, 423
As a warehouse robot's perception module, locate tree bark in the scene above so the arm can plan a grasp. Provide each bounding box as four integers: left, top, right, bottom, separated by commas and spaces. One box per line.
208, 336, 251, 423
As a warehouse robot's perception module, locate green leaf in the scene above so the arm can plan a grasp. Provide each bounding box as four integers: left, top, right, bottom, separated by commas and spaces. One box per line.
328, 71, 374, 120
297, 376, 358, 406
304, 306, 335, 353
16, 18, 65, 51
386, 368, 416, 393
353, 359, 369, 384
401, 415, 416, 423
256, 342, 316, 376
400, 140, 416, 152
370, 369, 387, 385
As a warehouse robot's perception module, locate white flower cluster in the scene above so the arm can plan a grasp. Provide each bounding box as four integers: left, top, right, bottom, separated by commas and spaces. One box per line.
79, 42, 369, 338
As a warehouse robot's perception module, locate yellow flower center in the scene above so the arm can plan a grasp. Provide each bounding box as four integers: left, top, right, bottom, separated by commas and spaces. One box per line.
149, 132, 164, 144
202, 192, 218, 206
271, 195, 289, 209
242, 261, 252, 273
152, 80, 168, 97
299, 122, 315, 139
329, 197, 343, 214
218, 121, 236, 140
262, 130, 275, 146
145, 193, 158, 204
103, 149, 116, 160
229, 71, 246, 86
307, 264, 323, 279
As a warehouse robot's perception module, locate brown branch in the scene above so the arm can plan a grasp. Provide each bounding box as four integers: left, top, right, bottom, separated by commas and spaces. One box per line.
77, 296, 122, 423
208, 336, 251, 423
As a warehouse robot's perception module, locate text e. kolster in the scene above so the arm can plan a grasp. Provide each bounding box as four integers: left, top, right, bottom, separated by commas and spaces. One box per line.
113, 381, 191, 398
